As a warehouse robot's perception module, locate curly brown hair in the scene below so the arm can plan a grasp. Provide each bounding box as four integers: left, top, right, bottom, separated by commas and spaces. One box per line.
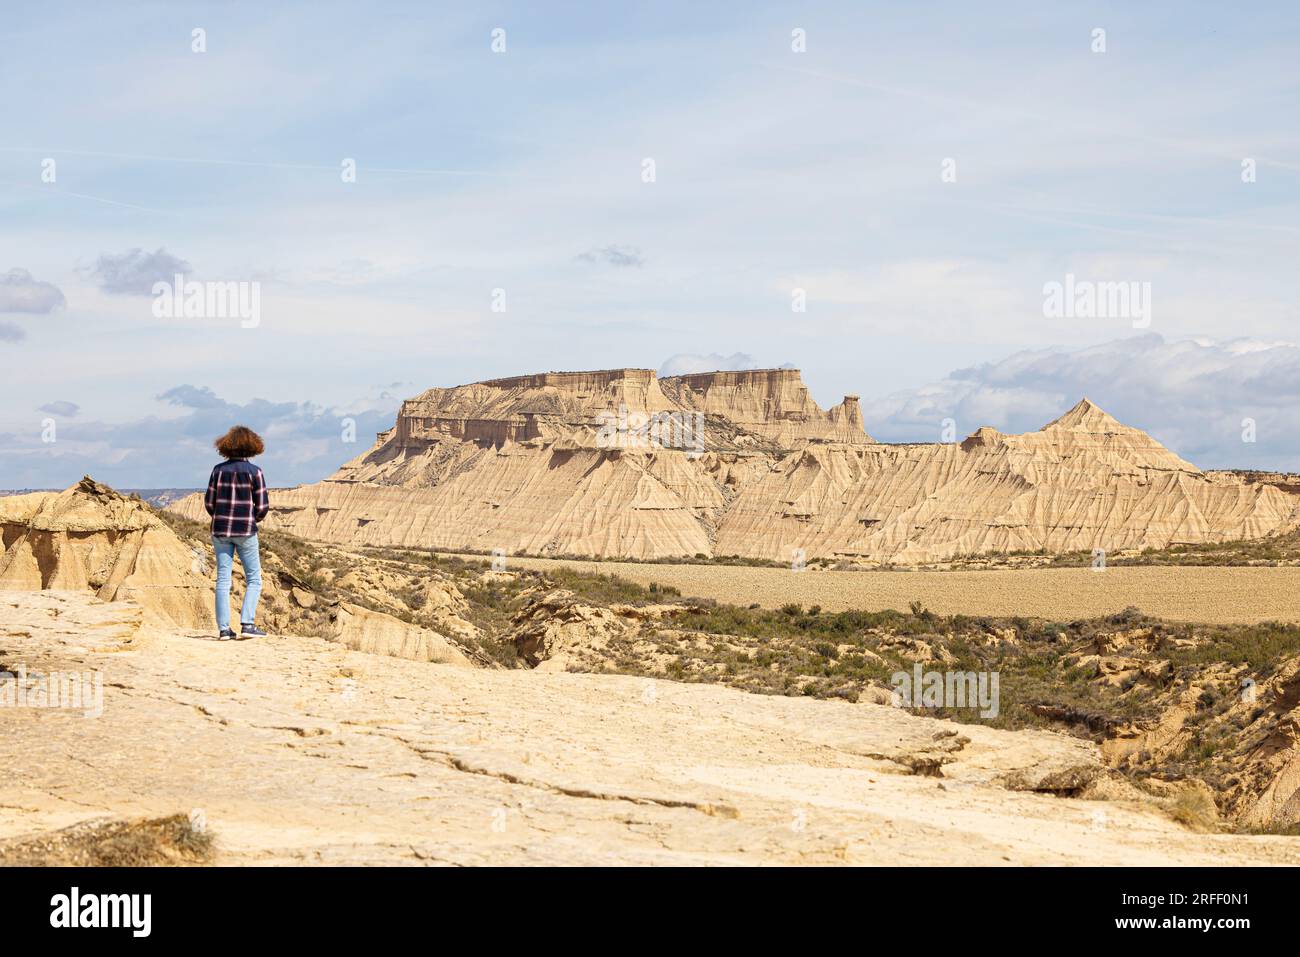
214, 425, 265, 459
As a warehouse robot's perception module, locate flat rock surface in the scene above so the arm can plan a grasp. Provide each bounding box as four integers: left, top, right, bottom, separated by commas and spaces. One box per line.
3, 591, 1298, 865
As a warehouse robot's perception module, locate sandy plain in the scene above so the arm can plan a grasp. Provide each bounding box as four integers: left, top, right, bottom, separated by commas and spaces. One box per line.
445, 557, 1300, 625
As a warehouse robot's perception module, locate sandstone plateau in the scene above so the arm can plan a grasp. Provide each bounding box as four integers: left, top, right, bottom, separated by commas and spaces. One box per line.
169, 368, 1300, 563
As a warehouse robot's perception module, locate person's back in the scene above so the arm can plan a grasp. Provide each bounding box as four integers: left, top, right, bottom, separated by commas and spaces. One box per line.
206, 458, 269, 539
205, 425, 270, 640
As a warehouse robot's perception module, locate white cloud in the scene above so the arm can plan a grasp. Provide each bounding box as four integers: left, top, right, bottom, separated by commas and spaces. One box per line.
577, 245, 644, 268
659, 352, 786, 376
0, 384, 401, 489
0, 268, 66, 314
91, 248, 192, 295
37, 400, 79, 417
862, 334, 1300, 470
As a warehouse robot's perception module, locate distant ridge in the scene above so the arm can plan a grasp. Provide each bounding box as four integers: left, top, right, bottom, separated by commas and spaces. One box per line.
0, 488, 199, 509
168, 368, 1300, 563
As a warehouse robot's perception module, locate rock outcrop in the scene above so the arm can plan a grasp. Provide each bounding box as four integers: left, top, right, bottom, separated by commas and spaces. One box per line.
658, 368, 871, 446
325, 602, 471, 667
508, 589, 629, 671
0, 478, 479, 663
0, 478, 210, 628
167, 369, 1300, 563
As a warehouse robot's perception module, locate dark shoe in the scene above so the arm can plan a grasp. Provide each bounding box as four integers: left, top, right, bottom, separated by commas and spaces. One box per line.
240, 623, 268, 639
218, 628, 237, 640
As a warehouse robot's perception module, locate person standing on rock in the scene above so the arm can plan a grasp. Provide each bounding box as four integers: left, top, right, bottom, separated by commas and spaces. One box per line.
205, 426, 270, 640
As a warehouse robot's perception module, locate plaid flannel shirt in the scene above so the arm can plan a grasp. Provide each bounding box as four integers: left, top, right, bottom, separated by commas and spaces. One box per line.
205, 459, 270, 537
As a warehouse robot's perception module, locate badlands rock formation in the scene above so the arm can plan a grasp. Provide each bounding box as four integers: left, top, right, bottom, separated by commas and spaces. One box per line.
0, 478, 472, 661
169, 368, 1300, 563
5, 495, 1300, 854
0, 478, 210, 628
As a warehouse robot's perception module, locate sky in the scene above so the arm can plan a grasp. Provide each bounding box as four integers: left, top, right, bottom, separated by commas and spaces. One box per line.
2, 1, 1298, 487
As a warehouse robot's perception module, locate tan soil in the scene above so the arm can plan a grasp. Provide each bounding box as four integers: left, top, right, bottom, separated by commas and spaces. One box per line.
449, 556, 1300, 625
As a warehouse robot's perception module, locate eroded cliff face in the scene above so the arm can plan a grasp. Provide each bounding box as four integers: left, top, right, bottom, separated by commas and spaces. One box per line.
0, 478, 482, 661
168, 369, 1300, 562
658, 368, 872, 446
386, 370, 676, 455
0, 478, 211, 628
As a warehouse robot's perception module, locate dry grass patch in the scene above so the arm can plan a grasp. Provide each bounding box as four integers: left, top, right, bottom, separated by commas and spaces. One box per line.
0, 813, 214, 867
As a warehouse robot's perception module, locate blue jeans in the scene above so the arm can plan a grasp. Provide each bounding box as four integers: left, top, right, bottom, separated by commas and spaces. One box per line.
212, 534, 262, 631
